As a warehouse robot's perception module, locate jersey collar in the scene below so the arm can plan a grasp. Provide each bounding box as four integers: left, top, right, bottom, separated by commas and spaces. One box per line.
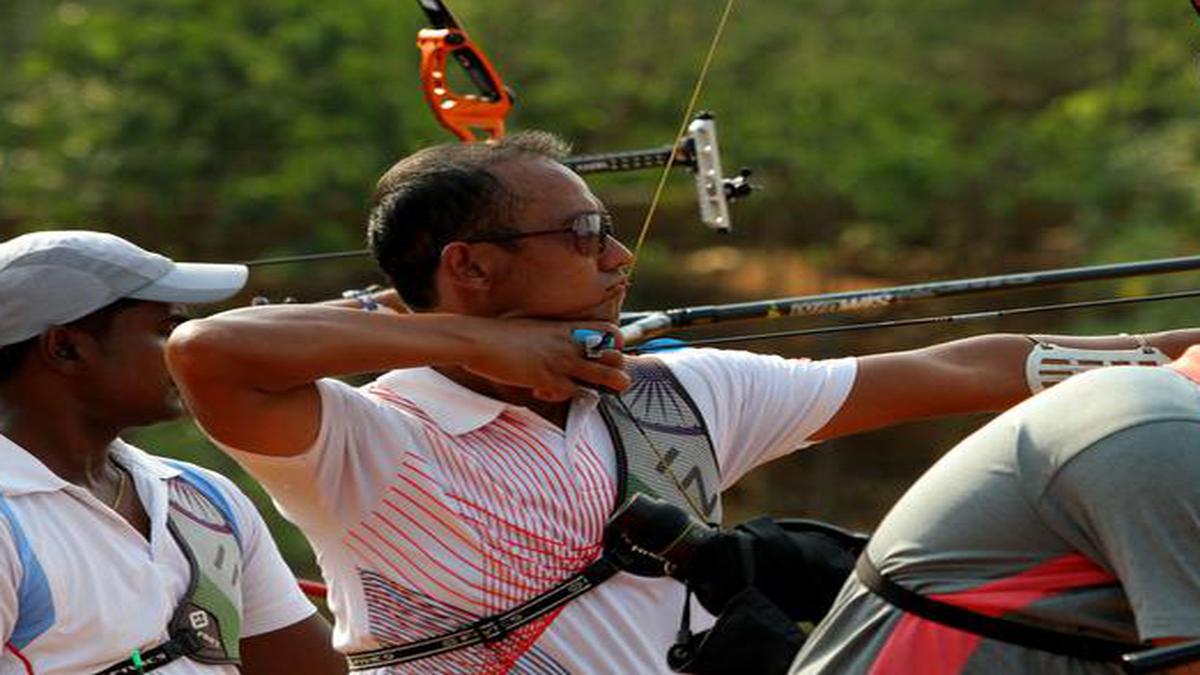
372, 367, 599, 436
0, 434, 182, 497
372, 367, 510, 435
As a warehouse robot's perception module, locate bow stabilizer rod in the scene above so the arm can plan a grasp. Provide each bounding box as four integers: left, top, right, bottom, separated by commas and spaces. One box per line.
621, 252, 1200, 344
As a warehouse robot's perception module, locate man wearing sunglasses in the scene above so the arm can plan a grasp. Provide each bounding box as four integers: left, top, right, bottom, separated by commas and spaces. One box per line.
167, 132, 1200, 673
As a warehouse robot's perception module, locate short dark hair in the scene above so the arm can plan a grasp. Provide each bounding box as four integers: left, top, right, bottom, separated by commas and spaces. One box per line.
367, 131, 571, 310
0, 298, 142, 383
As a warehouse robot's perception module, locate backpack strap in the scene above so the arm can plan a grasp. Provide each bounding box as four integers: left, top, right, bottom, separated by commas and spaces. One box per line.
855, 552, 1140, 662
94, 463, 244, 674
345, 356, 721, 671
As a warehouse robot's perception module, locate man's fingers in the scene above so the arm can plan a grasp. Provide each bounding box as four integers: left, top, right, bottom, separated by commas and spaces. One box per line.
571, 359, 631, 393
573, 321, 621, 336
595, 350, 625, 369
532, 384, 578, 402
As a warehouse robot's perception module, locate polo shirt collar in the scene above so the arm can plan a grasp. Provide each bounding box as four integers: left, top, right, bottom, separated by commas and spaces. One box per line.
0, 434, 181, 497
111, 440, 182, 481
372, 367, 601, 436
373, 367, 509, 435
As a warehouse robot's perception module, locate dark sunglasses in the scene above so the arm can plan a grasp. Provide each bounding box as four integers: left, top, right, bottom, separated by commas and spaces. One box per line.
464, 212, 616, 257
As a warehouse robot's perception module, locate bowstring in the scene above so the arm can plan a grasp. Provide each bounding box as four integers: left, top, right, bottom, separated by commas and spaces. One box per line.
617, 0, 738, 523
627, 0, 738, 282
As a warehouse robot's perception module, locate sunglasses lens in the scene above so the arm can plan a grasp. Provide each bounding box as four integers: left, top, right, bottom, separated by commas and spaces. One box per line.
571, 213, 613, 256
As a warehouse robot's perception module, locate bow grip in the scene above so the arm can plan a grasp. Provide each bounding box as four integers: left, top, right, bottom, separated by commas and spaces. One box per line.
571, 329, 617, 359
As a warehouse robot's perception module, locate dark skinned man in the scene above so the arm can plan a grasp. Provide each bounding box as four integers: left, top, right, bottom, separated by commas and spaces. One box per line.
0, 231, 344, 675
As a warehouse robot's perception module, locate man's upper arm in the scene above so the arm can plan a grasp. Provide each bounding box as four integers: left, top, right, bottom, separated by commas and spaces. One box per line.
167, 322, 322, 457
663, 349, 856, 486
217, 478, 319, 640
221, 378, 419, 532
240, 613, 345, 675
224, 475, 345, 674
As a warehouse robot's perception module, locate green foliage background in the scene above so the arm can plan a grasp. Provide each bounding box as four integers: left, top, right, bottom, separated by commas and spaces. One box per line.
4, 0, 1200, 581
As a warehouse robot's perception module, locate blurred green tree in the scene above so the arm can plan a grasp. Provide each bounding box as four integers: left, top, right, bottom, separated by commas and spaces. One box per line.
4, 0, 1200, 576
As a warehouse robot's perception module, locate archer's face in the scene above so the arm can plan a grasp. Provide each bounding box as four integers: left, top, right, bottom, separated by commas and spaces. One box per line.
81, 301, 190, 428
483, 157, 633, 322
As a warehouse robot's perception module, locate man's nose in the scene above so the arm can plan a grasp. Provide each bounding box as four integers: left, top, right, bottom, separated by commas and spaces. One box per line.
601, 235, 634, 271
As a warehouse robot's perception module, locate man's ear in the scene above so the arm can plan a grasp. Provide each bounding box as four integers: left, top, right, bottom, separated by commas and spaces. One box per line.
440, 241, 497, 291
39, 327, 88, 373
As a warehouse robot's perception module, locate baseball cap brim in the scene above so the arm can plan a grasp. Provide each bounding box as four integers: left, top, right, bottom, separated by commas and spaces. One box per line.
127, 262, 248, 303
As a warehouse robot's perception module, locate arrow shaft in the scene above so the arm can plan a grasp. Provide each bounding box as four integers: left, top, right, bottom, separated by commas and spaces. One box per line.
621, 253, 1200, 343
643, 288, 1200, 351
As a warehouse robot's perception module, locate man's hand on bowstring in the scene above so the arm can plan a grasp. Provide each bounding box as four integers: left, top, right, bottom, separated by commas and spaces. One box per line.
461, 319, 630, 401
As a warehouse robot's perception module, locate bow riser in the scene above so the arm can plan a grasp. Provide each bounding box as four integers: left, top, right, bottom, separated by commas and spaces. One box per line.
417, 27, 513, 142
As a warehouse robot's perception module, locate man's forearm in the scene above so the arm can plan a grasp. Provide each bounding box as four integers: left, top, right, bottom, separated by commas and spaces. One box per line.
1030, 328, 1200, 358
169, 306, 493, 392
816, 328, 1200, 441
167, 305, 630, 400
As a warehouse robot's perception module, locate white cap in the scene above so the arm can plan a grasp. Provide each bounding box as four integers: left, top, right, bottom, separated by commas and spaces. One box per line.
0, 230, 248, 346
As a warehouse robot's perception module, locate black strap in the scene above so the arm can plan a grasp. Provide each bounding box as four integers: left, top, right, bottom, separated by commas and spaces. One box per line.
92, 631, 204, 675
856, 553, 1139, 663
346, 556, 620, 671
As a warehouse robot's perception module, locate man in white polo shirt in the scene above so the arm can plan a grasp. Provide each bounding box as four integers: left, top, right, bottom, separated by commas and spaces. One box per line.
0, 231, 344, 674
167, 132, 1200, 673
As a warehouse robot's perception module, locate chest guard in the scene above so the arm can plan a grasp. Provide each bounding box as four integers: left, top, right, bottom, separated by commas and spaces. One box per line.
163, 470, 244, 664
95, 464, 244, 674
599, 356, 722, 525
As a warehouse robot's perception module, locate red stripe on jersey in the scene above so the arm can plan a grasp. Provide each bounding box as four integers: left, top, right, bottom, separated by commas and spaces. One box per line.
349, 384, 615, 660
4, 644, 33, 675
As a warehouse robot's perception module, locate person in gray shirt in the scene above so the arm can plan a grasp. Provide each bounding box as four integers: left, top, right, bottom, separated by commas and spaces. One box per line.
792, 352, 1200, 675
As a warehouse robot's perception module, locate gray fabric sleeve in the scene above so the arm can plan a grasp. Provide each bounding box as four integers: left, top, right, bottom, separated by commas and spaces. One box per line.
1038, 419, 1200, 641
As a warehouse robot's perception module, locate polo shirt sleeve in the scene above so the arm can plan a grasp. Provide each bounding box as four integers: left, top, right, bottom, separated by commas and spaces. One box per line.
1037, 420, 1200, 641
658, 348, 857, 488
224, 377, 425, 536
200, 470, 318, 638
